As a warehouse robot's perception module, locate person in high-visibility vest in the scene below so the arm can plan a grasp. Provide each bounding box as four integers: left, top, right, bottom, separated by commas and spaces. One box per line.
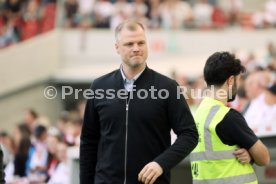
190, 51, 270, 184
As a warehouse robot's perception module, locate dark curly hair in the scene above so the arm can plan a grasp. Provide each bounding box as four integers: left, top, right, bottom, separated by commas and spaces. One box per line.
204, 52, 246, 86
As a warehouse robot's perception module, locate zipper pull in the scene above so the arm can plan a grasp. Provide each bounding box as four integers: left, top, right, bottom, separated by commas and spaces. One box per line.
126, 104, 129, 111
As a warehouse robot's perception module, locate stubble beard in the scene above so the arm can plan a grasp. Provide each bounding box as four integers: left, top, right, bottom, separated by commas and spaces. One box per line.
227, 80, 238, 102
127, 57, 146, 69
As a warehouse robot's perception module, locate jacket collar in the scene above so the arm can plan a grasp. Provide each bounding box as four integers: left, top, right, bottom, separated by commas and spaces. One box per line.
114, 65, 151, 89
120, 65, 145, 82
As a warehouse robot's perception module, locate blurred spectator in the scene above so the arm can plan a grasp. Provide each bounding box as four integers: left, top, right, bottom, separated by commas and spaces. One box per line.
40, 0, 57, 33
93, 0, 113, 28
264, 42, 276, 66
4, 0, 22, 17
159, 0, 193, 29
110, 0, 131, 30
13, 123, 31, 177
244, 71, 271, 101
2, 0, 276, 49
78, 0, 95, 28
79, 0, 94, 16
264, 0, 276, 27
64, 0, 79, 28
0, 19, 18, 48
0, 131, 14, 166
27, 125, 48, 181
4, 123, 31, 182
268, 57, 276, 71
47, 142, 69, 184
252, 11, 265, 29
56, 111, 69, 142
219, 0, 243, 25
242, 52, 259, 72
244, 82, 276, 134
24, 108, 38, 134
0, 0, 57, 48
193, 0, 213, 29
21, 0, 40, 40
64, 114, 82, 146
45, 127, 61, 181
236, 84, 250, 114
129, 0, 148, 26
176, 74, 188, 87
212, 5, 227, 28
146, 0, 161, 29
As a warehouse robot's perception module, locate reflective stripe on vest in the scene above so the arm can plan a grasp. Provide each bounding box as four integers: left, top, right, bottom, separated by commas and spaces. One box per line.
204, 106, 221, 151
191, 98, 257, 184
191, 105, 236, 161
190, 150, 235, 161
193, 173, 257, 184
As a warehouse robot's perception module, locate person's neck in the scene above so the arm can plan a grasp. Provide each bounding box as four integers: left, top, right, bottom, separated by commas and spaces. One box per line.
205, 85, 228, 105
122, 63, 146, 80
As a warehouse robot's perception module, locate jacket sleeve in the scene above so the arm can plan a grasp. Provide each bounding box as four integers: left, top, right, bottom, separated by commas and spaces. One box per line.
154, 81, 198, 172
0, 147, 5, 184
80, 84, 101, 184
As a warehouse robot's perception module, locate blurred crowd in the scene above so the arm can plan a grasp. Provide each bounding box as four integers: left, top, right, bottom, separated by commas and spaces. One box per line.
1, 0, 276, 48
0, 0, 57, 48
62, 0, 276, 29
175, 41, 276, 136
0, 101, 85, 184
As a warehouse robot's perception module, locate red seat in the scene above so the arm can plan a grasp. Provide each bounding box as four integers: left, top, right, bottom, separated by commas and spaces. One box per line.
212, 7, 227, 28
41, 4, 56, 33
22, 20, 40, 40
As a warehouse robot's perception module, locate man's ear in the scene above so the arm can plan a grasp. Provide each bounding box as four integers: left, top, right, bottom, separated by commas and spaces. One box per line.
115, 43, 119, 54
227, 75, 235, 86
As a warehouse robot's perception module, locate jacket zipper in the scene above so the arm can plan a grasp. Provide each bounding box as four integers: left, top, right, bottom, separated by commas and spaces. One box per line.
124, 98, 130, 184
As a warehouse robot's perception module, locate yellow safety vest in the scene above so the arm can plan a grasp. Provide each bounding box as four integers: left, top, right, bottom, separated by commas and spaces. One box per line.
190, 97, 257, 184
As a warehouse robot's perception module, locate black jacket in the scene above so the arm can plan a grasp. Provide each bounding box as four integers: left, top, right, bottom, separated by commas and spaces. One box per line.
80, 67, 198, 184
0, 147, 5, 184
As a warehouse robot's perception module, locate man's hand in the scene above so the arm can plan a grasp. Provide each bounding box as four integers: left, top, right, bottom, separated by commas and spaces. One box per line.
234, 148, 252, 164
138, 162, 163, 184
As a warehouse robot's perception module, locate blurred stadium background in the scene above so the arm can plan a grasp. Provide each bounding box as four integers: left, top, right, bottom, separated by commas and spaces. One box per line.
0, 0, 276, 183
